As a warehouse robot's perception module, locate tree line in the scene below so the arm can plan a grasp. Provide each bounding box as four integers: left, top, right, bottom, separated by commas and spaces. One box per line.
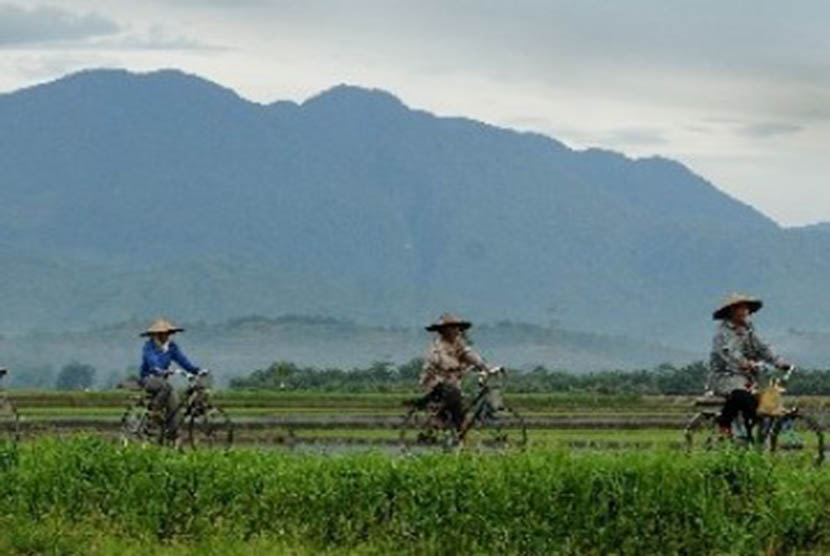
10, 359, 830, 395
229, 360, 830, 396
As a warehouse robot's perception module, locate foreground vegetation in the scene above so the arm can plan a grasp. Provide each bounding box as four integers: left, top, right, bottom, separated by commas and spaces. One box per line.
1, 436, 830, 554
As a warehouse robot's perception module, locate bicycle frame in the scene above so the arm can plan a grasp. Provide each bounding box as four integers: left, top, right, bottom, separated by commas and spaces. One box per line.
685, 364, 824, 465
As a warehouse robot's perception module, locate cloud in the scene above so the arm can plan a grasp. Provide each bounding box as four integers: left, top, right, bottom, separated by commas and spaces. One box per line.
0, 3, 119, 46
157, 0, 267, 5
90, 25, 224, 52
739, 122, 804, 138
599, 127, 669, 147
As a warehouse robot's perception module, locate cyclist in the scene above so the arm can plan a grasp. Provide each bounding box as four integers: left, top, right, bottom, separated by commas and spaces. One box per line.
708, 294, 790, 438
416, 313, 490, 431
139, 318, 200, 440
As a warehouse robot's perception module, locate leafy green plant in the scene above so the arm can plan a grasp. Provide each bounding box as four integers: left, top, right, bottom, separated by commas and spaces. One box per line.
0, 437, 829, 554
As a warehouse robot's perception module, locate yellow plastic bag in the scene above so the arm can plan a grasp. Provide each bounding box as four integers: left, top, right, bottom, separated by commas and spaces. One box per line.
757, 385, 785, 416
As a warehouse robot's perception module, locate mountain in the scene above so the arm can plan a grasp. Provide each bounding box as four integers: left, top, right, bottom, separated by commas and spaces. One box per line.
2, 68, 830, 355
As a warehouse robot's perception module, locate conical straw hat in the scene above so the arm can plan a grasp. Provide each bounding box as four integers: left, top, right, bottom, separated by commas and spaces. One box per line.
425, 313, 472, 332
140, 318, 184, 337
712, 293, 763, 320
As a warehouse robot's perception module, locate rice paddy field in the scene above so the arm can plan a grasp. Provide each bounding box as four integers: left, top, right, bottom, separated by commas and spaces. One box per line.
5, 389, 830, 448
3, 390, 830, 554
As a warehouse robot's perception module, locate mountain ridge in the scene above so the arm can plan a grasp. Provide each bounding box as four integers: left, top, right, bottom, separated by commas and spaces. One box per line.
1, 68, 828, 356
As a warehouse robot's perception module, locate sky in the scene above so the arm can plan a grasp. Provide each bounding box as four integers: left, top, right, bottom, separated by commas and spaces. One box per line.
0, 0, 827, 226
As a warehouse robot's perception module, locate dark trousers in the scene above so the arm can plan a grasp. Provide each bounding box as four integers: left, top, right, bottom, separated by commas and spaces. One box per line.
718, 389, 758, 430
415, 383, 464, 430
143, 376, 180, 439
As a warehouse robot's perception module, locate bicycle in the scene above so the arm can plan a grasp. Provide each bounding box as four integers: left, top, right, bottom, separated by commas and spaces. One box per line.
0, 368, 20, 443
181, 369, 233, 449
399, 367, 527, 451
120, 369, 233, 449
684, 365, 824, 465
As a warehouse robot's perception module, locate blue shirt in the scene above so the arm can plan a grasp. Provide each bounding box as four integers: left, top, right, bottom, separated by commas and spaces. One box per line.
140, 340, 198, 380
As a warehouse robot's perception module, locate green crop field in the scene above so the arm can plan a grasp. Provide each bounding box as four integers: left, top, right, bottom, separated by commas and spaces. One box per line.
0, 390, 829, 553
1, 436, 830, 555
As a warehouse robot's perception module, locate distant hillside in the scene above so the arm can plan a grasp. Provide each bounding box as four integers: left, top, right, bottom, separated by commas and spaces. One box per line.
0, 316, 698, 387
2, 69, 830, 350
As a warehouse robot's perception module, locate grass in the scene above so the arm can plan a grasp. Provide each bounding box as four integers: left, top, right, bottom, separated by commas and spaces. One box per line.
1, 436, 830, 554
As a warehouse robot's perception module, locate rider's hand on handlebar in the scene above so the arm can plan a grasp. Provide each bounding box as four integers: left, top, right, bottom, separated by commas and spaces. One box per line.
776, 360, 794, 371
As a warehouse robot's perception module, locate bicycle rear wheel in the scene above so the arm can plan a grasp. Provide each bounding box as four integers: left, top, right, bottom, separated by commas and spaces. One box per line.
0, 399, 20, 444
398, 406, 457, 452
120, 402, 164, 446
186, 406, 233, 449
684, 411, 720, 451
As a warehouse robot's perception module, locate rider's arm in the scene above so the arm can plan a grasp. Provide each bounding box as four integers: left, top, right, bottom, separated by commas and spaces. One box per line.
460, 345, 488, 373
169, 342, 199, 374
750, 332, 786, 368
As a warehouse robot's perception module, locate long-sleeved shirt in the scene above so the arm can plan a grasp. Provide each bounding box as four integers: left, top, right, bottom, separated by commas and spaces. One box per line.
420, 335, 487, 390
140, 340, 198, 381
708, 321, 777, 395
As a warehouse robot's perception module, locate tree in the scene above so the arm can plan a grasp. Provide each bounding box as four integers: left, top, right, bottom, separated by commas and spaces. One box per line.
56, 362, 96, 390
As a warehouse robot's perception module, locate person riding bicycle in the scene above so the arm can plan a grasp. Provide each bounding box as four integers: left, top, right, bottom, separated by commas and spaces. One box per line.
139, 318, 200, 440
708, 294, 790, 438
416, 313, 490, 431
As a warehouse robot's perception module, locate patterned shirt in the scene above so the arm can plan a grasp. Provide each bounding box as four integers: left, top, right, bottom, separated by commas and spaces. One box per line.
420, 335, 487, 390
708, 321, 777, 395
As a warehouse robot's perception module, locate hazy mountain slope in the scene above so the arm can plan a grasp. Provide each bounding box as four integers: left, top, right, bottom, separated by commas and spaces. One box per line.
0, 316, 699, 386
1, 69, 828, 349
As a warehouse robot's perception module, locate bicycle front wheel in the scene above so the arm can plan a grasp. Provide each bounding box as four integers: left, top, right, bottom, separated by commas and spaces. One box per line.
187, 406, 233, 449
0, 399, 20, 444
764, 412, 825, 466
464, 406, 527, 450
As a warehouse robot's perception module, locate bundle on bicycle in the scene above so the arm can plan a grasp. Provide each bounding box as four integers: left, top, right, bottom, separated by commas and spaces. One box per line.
684, 294, 824, 464
120, 318, 233, 449
398, 313, 527, 451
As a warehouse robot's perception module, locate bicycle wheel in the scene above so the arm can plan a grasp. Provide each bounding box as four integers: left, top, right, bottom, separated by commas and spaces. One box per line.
120, 402, 164, 446
186, 406, 233, 449
398, 406, 457, 451
0, 399, 20, 444
764, 412, 824, 465
463, 405, 527, 450
684, 411, 720, 451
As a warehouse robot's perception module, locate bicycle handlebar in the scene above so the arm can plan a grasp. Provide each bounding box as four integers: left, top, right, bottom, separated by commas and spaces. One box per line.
155, 368, 211, 380
477, 366, 505, 385
750, 362, 797, 388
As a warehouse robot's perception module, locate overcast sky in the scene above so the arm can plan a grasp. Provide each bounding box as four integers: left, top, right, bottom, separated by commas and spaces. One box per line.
1, 0, 827, 226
